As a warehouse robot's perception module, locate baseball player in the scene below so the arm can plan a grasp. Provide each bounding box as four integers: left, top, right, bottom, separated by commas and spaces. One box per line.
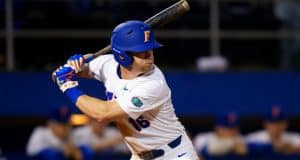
193, 112, 248, 159
26, 106, 87, 160
246, 106, 300, 156
71, 118, 130, 159
53, 20, 199, 160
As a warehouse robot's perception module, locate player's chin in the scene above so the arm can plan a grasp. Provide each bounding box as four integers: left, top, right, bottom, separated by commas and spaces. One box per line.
142, 63, 154, 71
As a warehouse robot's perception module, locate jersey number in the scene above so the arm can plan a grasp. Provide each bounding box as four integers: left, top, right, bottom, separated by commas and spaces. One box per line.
106, 91, 114, 100
129, 116, 150, 131
106, 91, 150, 131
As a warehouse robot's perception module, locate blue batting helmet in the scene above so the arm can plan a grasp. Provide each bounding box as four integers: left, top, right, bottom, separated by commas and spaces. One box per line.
111, 20, 162, 67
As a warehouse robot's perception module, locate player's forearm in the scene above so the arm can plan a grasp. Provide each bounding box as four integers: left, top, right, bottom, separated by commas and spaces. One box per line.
64, 143, 83, 160
287, 145, 300, 154
76, 95, 109, 122
62, 82, 126, 122
234, 142, 248, 155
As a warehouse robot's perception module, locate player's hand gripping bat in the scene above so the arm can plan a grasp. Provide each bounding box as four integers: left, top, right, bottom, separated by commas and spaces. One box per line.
84, 0, 190, 62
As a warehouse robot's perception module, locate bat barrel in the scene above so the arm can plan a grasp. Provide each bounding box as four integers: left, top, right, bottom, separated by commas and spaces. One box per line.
145, 0, 190, 28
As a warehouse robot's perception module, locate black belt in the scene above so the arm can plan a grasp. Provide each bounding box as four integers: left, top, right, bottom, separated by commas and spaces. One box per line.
138, 135, 182, 160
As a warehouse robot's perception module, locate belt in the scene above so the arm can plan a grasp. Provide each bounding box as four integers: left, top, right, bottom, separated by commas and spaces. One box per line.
138, 135, 182, 160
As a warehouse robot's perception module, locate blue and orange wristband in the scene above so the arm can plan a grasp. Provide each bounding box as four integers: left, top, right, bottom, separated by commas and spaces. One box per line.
65, 87, 84, 103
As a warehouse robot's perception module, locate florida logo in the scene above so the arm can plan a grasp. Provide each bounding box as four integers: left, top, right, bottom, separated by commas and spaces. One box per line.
144, 30, 150, 42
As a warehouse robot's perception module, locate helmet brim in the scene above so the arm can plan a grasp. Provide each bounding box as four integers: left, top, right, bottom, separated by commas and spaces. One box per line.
125, 41, 163, 53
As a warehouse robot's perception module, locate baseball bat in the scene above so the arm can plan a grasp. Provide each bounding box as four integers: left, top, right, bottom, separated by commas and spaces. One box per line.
52, 0, 189, 81
84, 0, 190, 62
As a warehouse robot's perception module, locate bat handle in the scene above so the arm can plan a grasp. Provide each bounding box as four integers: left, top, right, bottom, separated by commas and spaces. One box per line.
51, 53, 94, 83
84, 54, 95, 63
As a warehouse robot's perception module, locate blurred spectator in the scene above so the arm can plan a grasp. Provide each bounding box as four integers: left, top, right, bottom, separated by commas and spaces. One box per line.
246, 106, 300, 156
0, 147, 7, 160
196, 55, 229, 72
26, 106, 87, 160
193, 112, 248, 159
71, 118, 130, 159
274, 0, 300, 70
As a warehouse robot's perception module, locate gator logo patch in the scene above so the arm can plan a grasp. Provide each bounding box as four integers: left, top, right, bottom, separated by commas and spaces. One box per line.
131, 97, 143, 107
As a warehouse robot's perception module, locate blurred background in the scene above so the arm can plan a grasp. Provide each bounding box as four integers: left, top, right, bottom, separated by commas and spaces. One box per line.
1, 0, 300, 159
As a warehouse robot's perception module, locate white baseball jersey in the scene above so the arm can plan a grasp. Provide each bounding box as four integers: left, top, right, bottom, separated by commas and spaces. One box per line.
26, 126, 66, 156
246, 130, 300, 146
89, 55, 198, 159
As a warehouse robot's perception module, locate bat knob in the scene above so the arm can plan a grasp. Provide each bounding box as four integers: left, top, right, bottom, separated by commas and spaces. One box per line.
51, 72, 57, 83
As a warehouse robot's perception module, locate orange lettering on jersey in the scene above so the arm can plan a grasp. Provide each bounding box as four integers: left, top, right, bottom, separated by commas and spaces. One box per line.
144, 30, 150, 42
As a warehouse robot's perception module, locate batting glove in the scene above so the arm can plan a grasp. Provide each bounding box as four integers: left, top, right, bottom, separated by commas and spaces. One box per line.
54, 64, 79, 92
67, 54, 85, 73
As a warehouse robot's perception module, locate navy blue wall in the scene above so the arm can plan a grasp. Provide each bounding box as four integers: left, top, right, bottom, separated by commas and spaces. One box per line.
0, 72, 300, 116
166, 72, 300, 116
